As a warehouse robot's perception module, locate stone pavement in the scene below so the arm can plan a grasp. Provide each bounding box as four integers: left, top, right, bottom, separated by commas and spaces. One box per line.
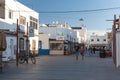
1, 51, 120, 80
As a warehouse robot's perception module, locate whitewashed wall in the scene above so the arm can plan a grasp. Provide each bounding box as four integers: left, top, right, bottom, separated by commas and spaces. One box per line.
79, 27, 87, 43
39, 34, 49, 49
2, 36, 16, 60
29, 37, 39, 51
72, 26, 87, 44
39, 27, 76, 42
90, 35, 108, 45
116, 30, 120, 67
0, 19, 16, 32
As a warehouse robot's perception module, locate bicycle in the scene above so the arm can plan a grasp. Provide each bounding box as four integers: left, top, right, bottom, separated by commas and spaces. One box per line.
18, 52, 36, 64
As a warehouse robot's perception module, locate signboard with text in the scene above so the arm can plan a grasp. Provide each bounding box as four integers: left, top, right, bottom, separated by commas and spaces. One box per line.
29, 27, 34, 37
56, 36, 64, 40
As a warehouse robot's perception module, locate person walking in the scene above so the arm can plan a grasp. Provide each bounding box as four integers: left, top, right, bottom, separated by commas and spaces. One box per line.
80, 46, 85, 60
88, 47, 93, 55
74, 44, 80, 60
93, 47, 96, 54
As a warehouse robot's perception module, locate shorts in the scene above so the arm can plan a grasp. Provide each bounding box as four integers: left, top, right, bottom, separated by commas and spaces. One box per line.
80, 52, 84, 56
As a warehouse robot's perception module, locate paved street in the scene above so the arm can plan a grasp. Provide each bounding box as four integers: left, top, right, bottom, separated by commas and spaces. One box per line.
1, 52, 120, 80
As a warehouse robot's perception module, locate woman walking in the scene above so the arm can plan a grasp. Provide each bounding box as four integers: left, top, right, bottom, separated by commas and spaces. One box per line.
80, 47, 85, 60
74, 44, 80, 60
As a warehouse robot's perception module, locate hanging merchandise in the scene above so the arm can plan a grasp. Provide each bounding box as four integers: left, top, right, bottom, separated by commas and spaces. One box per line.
0, 31, 7, 51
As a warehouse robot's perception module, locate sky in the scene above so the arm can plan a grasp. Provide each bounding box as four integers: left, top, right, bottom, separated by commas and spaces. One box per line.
17, 0, 120, 35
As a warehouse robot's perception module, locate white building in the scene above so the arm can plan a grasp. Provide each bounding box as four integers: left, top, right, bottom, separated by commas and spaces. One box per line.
39, 22, 88, 55
40, 22, 77, 43
38, 34, 50, 55
0, 0, 39, 60
39, 22, 77, 55
90, 34, 108, 49
71, 25, 87, 45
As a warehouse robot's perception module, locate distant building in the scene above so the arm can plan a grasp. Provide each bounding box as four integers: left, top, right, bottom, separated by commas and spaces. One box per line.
90, 34, 108, 49
39, 22, 76, 55
40, 23, 76, 42
39, 22, 87, 55
71, 25, 87, 46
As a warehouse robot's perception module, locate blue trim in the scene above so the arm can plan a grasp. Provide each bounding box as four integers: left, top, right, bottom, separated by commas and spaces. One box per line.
38, 49, 50, 55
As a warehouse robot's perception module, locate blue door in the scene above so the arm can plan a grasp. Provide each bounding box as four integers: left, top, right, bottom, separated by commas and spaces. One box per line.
38, 41, 49, 55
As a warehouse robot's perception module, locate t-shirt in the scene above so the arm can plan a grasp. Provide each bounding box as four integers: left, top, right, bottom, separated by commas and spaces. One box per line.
80, 48, 85, 53
75, 46, 79, 51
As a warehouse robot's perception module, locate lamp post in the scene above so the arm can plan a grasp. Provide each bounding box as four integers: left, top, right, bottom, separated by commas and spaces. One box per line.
106, 15, 120, 65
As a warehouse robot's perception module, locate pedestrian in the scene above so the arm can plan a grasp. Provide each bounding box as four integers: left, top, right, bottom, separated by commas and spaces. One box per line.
74, 44, 80, 60
90, 47, 93, 54
89, 47, 93, 55
93, 47, 96, 54
80, 46, 85, 60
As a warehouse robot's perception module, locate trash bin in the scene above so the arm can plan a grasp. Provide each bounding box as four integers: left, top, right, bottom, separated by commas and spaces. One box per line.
99, 50, 106, 58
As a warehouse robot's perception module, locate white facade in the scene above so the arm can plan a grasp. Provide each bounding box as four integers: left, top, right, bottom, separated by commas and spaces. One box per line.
90, 34, 108, 47
39, 23, 78, 55
0, 0, 39, 60
2, 35, 16, 61
71, 26, 87, 44
0, 19, 17, 60
39, 34, 49, 49
116, 29, 120, 67
40, 23, 77, 43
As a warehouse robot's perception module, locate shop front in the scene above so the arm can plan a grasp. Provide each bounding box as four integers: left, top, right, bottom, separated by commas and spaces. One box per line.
49, 40, 72, 55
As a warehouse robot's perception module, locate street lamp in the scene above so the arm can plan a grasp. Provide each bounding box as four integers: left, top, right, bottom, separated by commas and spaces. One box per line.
79, 18, 84, 25
79, 18, 84, 21
106, 19, 119, 30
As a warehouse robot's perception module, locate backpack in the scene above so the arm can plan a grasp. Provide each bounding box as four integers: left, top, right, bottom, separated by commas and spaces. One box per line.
0, 31, 7, 51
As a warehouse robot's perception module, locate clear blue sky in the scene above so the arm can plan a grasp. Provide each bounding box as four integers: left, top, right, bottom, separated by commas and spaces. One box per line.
18, 0, 120, 31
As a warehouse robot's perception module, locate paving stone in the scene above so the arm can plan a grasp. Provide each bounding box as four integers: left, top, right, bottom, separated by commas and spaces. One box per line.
0, 51, 120, 80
